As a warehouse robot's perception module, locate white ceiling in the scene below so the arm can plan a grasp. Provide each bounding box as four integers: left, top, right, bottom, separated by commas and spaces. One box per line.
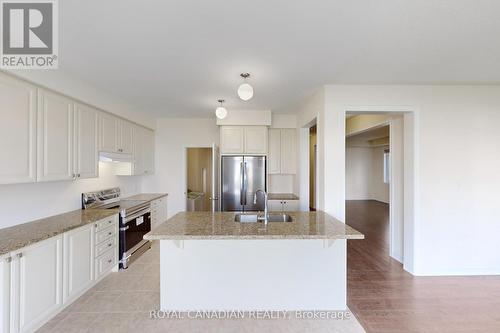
59, 0, 500, 117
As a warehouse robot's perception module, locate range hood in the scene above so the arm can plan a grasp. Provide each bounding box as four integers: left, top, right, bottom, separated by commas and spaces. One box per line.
99, 152, 134, 176
99, 152, 133, 163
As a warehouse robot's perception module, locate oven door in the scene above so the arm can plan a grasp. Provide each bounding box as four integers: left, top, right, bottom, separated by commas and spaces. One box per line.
119, 207, 151, 265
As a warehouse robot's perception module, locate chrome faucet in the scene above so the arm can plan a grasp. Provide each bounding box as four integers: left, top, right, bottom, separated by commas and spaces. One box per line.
254, 189, 269, 225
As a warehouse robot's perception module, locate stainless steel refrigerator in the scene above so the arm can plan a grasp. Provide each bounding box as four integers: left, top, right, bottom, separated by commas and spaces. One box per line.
221, 156, 266, 211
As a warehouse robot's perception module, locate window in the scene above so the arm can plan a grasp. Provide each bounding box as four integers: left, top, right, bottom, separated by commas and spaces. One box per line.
383, 149, 390, 184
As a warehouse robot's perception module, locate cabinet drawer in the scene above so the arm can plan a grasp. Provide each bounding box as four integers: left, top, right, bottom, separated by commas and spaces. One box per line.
95, 248, 115, 280
95, 225, 115, 245
95, 236, 116, 257
94, 216, 116, 232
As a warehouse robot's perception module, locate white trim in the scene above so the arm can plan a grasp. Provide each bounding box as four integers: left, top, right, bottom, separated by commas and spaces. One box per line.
344, 106, 419, 274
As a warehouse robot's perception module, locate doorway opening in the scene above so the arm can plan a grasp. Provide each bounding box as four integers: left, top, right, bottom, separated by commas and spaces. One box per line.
185, 147, 213, 211
345, 113, 405, 263
309, 125, 317, 211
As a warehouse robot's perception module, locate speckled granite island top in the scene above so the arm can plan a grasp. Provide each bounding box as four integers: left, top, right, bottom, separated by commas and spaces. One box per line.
144, 211, 364, 240
0, 209, 118, 256
122, 193, 168, 202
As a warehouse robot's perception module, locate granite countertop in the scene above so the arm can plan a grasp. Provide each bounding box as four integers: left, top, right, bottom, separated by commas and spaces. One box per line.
121, 193, 168, 202
144, 211, 364, 240
268, 193, 300, 200
0, 209, 118, 256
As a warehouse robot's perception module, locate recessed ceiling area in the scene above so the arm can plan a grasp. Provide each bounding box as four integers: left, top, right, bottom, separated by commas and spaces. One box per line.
58, 0, 500, 117
346, 126, 390, 147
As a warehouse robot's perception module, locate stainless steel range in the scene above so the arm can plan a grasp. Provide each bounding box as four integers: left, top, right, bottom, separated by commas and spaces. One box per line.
82, 188, 151, 269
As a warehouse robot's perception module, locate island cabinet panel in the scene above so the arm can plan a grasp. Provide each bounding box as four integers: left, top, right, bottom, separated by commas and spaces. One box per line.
10, 236, 63, 333
0, 75, 37, 184
63, 224, 94, 305
159, 239, 347, 311
37, 89, 75, 182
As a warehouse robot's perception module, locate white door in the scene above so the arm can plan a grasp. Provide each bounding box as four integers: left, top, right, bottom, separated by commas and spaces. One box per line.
267, 129, 281, 174
220, 127, 244, 154
119, 120, 134, 154
211, 143, 220, 212
0, 74, 37, 184
143, 129, 155, 174
11, 236, 63, 333
99, 112, 118, 153
280, 129, 296, 174
244, 126, 268, 154
37, 89, 74, 182
74, 104, 99, 179
63, 224, 94, 304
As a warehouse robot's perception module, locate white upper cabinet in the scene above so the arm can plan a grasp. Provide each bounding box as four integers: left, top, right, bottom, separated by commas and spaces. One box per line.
37, 89, 74, 182
280, 129, 297, 174
0, 75, 37, 184
268, 129, 281, 174
99, 112, 134, 154
143, 128, 155, 174
119, 120, 134, 154
99, 112, 119, 153
220, 126, 244, 154
244, 127, 268, 154
267, 128, 297, 174
220, 126, 268, 155
133, 126, 155, 175
74, 104, 99, 179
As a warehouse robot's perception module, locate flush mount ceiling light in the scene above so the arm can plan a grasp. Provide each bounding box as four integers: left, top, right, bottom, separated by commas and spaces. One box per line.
237, 73, 254, 101
215, 99, 227, 119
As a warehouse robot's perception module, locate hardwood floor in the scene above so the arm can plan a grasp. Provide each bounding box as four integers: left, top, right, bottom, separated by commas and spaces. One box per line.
346, 200, 500, 333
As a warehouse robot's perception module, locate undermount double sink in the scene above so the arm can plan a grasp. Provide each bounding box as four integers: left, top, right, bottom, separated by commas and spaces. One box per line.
234, 213, 293, 223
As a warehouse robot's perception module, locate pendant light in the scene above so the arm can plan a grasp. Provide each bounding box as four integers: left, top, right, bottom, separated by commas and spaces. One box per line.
237, 73, 254, 101
215, 99, 227, 119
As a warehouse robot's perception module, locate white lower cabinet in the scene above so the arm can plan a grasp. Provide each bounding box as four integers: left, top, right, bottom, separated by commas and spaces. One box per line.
10, 236, 63, 333
63, 224, 94, 304
151, 197, 168, 230
2, 214, 118, 333
268, 199, 300, 212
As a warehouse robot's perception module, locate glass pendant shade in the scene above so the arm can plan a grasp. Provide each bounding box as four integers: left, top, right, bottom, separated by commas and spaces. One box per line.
237, 83, 254, 101
215, 106, 227, 119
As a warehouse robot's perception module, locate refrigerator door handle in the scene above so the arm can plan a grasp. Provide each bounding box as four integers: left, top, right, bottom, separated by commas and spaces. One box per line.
243, 162, 248, 205
240, 162, 244, 206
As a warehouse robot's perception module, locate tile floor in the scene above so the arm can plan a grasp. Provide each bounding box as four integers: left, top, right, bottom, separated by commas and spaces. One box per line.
37, 241, 365, 333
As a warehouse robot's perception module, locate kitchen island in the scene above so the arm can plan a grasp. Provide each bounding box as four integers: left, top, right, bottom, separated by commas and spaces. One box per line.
144, 211, 363, 311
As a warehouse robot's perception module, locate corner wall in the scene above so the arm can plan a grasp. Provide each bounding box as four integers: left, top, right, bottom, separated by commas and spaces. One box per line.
142, 118, 220, 219
323, 85, 500, 276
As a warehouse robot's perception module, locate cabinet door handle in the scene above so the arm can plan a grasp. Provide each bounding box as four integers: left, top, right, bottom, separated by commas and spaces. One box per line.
107, 259, 112, 263
108, 243, 112, 247
108, 231, 112, 236
5, 257, 12, 263
17, 253, 22, 258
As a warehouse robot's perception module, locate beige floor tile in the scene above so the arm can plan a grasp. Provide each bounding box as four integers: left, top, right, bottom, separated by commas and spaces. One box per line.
36, 241, 364, 332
